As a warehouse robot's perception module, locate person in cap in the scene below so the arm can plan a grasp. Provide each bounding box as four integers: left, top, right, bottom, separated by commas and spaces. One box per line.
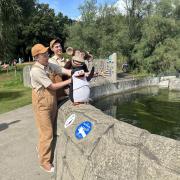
30, 43, 71, 173
48, 39, 69, 101
48, 38, 66, 67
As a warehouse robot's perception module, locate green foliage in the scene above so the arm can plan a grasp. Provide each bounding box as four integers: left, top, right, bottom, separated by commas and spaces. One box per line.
0, 0, 72, 63
22, 4, 58, 47
132, 14, 179, 74
0, 0, 21, 62
0, 0, 180, 76
19, 3, 72, 59
66, 0, 180, 74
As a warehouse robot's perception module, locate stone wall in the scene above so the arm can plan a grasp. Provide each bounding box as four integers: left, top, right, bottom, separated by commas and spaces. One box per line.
23, 65, 32, 88
54, 101, 180, 180
90, 77, 160, 99
53, 77, 180, 180
169, 79, 180, 91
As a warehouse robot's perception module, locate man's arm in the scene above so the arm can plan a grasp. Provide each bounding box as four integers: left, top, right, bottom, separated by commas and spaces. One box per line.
62, 68, 72, 76
50, 62, 71, 77
48, 79, 71, 90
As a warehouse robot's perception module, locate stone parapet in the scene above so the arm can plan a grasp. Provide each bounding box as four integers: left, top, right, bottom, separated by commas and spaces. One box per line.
169, 79, 180, 91
22, 64, 180, 179
54, 100, 180, 180
90, 77, 160, 99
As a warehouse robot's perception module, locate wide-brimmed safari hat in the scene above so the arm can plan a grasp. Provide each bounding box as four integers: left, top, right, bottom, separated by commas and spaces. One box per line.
72, 55, 85, 63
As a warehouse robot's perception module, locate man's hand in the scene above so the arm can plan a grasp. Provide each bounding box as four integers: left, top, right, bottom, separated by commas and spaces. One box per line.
62, 68, 72, 76
48, 78, 71, 90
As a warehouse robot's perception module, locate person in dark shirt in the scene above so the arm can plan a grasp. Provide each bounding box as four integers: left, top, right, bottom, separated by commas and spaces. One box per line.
68, 55, 94, 104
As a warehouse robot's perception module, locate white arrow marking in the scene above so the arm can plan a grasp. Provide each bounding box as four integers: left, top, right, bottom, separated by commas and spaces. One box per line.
78, 127, 86, 138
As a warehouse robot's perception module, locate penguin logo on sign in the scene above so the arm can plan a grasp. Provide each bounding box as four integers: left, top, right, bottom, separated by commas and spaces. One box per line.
75, 121, 92, 140
64, 114, 76, 128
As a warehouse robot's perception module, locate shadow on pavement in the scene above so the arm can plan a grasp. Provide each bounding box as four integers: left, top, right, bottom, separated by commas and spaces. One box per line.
0, 120, 21, 132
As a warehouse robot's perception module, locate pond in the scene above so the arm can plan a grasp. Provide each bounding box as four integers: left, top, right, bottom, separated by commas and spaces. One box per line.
92, 87, 180, 140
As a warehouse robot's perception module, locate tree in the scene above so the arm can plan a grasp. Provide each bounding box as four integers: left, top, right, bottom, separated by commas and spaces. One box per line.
79, 0, 97, 23
67, 2, 126, 57
66, 0, 99, 55
18, 3, 72, 60
132, 15, 179, 73
0, 0, 73, 63
15, 0, 36, 61
66, 0, 180, 75
0, 0, 21, 62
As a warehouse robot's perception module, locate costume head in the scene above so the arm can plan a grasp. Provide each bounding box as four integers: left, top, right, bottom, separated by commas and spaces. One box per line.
71, 55, 85, 67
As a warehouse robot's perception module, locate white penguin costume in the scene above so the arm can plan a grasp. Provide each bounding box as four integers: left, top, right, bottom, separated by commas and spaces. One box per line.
72, 70, 90, 102
69, 55, 94, 104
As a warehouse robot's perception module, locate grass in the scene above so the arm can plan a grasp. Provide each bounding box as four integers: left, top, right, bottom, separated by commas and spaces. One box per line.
0, 64, 32, 114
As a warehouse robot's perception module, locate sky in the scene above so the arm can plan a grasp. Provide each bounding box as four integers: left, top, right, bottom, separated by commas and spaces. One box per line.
38, 0, 126, 19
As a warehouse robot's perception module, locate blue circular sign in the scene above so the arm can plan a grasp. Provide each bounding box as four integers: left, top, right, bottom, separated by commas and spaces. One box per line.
75, 121, 92, 140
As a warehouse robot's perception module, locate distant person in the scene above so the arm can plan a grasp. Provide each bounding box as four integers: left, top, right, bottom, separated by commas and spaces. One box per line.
1, 63, 9, 71
18, 57, 22, 64
12, 59, 17, 70
122, 62, 129, 73
30, 43, 71, 173
12, 59, 17, 66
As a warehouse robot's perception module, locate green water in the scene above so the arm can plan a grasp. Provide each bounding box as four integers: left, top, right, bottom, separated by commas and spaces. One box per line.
92, 87, 180, 140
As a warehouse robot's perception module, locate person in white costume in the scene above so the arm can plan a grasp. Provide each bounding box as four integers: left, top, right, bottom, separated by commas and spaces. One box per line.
69, 55, 94, 105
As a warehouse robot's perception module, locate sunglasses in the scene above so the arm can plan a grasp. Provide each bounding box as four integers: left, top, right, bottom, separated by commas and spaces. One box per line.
41, 52, 49, 57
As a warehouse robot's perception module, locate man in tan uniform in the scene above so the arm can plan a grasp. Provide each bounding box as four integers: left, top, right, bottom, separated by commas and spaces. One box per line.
30, 43, 71, 173
48, 39, 69, 101
48, 38, 66, 67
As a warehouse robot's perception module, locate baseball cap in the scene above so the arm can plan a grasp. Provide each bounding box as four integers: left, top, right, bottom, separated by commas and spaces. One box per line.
31, 44, 48, 57
50, 38, 61, 50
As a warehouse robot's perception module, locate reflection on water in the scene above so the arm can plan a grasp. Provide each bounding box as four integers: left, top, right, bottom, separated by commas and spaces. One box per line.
92, 87, 180, 140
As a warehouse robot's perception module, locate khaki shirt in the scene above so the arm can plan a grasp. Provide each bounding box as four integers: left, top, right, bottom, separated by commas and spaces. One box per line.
30, 62, 62, 91
49, 55, 66, 67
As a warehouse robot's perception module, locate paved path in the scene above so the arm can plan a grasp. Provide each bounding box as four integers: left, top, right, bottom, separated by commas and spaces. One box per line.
0, 105, 52, 180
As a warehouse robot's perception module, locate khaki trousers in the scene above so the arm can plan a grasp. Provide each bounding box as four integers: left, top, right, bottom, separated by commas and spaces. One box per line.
32, 88, 57, 165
